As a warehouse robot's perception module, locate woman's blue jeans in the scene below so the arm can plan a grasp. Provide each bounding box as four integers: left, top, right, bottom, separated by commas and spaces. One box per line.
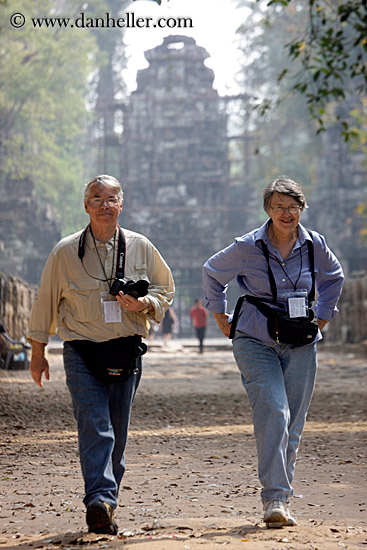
63, 342, 141, 509
232, 332, 317, 503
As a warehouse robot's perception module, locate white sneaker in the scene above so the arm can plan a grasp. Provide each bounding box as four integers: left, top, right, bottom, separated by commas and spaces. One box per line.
263, 500, 298, 528
263, 500, 288, 527
284, 509, 297, 527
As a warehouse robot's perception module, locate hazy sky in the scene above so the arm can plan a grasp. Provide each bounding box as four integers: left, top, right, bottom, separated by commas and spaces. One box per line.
123, 0, 250, 95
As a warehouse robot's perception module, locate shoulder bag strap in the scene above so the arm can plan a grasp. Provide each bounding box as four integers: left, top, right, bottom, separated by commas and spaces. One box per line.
229, 296, 245, 340
260, 240, 277, 302
229, 294, 276, 340
306, 231, 315, 304
229, 239, 277, 340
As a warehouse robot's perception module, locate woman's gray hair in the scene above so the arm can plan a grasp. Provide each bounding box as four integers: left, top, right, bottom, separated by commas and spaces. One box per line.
263, 177, 308, 213
84, 175, 124, 202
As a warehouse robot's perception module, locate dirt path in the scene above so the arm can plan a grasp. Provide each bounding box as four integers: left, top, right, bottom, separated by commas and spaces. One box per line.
0, 343, 366, 549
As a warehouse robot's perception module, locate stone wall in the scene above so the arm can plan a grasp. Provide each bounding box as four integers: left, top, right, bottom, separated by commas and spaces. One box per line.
0, 273, 36, 340
326, 275, 367, 344
0, 177, 60, 285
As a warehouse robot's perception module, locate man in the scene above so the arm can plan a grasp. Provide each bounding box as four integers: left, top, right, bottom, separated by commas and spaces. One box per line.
190, 299, 208, 353
28, 175, 174, 535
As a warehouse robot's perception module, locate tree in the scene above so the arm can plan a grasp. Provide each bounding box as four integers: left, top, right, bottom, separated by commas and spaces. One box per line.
233, 1, 321, 201
85, 0, 131, 178
0, 0, 97, 233
0, 0, 133, 234
257, 0, 367, 141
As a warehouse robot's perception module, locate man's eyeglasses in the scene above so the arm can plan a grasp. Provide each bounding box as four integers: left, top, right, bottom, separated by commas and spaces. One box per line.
89, 197, 121, 207
270, 205, 301, 214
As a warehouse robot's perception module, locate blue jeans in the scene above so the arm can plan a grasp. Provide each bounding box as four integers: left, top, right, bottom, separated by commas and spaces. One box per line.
63, 342, 141, 509
195, 326, 206, 353
232, 332, 317, 503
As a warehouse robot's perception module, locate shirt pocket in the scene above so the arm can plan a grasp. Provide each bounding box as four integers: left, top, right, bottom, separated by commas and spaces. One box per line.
67, 279, 101, 322
127, 263, 150, 283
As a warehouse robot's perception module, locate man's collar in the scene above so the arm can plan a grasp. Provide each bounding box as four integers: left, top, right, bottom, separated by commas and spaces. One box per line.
86, 226, 118, 249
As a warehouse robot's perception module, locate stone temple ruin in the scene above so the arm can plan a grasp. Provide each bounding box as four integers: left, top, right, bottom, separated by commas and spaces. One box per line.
122, 35, 232, 327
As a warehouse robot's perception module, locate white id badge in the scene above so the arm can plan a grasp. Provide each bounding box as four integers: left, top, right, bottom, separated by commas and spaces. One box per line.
284, 289, 308, 318
101, 292, 122, 323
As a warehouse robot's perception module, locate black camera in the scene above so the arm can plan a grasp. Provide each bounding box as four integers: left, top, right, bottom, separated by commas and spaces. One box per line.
110, 279, 149, 298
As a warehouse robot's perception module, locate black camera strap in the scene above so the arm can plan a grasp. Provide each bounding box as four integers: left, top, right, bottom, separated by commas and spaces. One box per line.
78, 224, 126, 281
115, 227, 126, 279
259, 234, 315, 304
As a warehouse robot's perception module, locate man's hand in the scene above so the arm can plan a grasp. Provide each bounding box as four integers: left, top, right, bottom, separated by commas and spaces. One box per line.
213, 312, 232, 338
30, 341, 49, 387
116, 293, 151, 313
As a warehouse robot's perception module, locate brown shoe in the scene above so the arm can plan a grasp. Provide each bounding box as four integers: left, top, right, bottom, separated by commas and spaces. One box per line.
86, 501, 118, 535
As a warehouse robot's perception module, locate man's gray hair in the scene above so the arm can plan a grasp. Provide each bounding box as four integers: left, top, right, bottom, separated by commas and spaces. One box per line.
263, 176, 308, 213
84, 175, 124, 202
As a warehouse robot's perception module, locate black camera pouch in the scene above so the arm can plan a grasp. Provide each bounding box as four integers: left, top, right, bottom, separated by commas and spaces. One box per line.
267, 310, 318, 347
230, 295, 318, 347
69, 335, 147, 383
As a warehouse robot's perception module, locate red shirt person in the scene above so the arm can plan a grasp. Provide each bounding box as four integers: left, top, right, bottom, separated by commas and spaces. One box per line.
190, 299, 209, 353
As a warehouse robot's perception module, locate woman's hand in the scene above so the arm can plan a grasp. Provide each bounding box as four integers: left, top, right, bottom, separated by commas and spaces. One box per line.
317, 319, 329, 330
213, 313, 232, 338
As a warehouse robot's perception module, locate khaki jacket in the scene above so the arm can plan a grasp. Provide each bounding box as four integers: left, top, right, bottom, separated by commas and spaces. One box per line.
28, 227, 174, 343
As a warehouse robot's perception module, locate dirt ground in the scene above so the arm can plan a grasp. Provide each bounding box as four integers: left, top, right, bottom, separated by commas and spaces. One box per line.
0, 340, 366, 550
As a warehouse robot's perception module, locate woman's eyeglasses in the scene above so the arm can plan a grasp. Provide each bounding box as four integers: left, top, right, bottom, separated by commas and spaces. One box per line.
270, 205, 301, 214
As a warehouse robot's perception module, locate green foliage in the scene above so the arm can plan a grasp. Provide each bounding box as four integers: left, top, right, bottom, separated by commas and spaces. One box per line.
231, 0, 323, 218
0, 0, 136, 236
0, 0, 98, 234
260, 0, 367, 141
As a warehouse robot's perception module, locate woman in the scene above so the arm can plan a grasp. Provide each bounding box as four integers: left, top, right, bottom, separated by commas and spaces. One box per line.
202, 177, 344, 528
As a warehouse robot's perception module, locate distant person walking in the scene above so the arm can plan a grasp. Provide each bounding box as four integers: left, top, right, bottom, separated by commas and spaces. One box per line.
190, 299, 208, 353
162, 307, 178, 346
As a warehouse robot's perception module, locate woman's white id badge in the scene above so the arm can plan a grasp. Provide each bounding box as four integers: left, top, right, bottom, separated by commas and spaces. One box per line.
101, 292, 122, 323
284, 289, 308, 318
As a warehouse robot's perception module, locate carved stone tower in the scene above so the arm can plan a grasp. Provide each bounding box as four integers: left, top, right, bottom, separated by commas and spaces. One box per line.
122, 35, 229, 327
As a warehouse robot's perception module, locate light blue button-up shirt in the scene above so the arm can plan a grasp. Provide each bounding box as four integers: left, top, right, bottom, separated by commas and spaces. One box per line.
202, 220, 344, 344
